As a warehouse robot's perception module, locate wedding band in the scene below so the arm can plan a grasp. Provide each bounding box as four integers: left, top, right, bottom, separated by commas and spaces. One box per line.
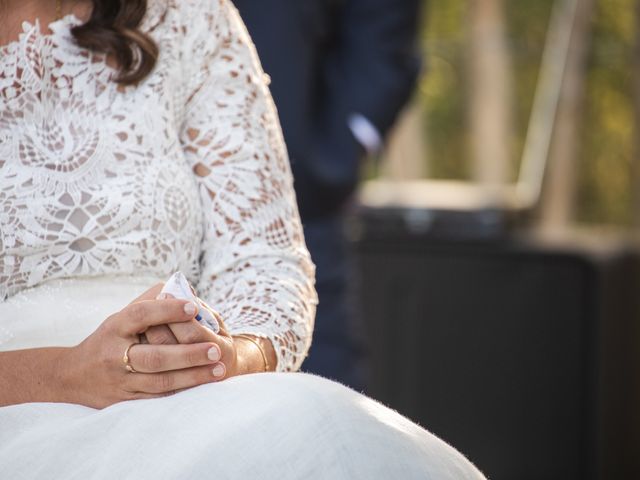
123, 342, 139, 373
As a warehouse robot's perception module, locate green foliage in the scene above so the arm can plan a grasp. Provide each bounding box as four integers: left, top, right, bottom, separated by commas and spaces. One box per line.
418, 0, 555, 180
578, 0, 635, 225
417, 0, 636, 226
419, 0, 470, 179
505, 0, 555, 176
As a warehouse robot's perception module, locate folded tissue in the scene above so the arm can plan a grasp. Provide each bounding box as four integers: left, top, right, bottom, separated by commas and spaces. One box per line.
160, 272, 220, 333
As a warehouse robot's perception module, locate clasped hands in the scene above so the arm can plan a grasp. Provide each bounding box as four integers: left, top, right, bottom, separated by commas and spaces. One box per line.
65, 284, 268, 409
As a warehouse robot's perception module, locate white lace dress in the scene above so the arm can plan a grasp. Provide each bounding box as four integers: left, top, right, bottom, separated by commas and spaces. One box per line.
0, 1, 485, 478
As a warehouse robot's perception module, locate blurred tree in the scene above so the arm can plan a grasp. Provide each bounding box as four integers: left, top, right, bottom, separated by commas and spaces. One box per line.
380, 102, 429, 180
633, 0, 640, 229
577, 0, 635, 226
419, 0, 469, 179
540, 0, 595, 231
418, 0, 553, 181
468, 0, 513, 186
386, 0, 635, 228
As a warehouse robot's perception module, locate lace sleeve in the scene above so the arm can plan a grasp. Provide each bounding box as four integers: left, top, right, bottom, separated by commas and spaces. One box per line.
177, 0, 317, 372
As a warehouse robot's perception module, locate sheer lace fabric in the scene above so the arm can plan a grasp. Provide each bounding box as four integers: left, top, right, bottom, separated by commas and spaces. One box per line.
0, 0, 317, 371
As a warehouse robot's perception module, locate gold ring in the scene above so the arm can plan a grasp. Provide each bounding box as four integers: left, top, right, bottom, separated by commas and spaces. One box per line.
123, 342, 139, 373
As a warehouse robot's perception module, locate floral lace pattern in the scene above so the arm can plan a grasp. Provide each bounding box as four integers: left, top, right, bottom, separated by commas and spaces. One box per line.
0, 0, 317, 371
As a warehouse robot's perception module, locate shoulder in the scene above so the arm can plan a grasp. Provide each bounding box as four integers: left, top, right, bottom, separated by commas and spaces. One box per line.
143, 0, 227, 38
171, 0, 223, 22
144, 0, 240, 60
160, 0, 253, 47
164, 0, 254, 54
153, 0, 230, 29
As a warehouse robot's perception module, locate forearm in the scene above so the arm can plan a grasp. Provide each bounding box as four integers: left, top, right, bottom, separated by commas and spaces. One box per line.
0, 348, 73, 407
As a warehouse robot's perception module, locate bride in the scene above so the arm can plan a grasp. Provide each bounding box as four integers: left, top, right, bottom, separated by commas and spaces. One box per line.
0, 0, 485, 478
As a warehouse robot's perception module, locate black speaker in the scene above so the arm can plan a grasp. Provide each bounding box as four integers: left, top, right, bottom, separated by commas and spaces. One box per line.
349, 207, 640, 480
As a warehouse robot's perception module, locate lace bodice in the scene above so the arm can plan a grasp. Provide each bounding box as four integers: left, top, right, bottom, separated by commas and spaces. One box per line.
0, 0, 317, 371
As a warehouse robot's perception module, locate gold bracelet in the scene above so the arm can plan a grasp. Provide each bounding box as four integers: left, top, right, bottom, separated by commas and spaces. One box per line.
234, 334, 270, 372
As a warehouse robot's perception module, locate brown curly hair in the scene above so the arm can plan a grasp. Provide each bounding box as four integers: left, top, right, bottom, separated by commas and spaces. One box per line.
71, 0, 158, 85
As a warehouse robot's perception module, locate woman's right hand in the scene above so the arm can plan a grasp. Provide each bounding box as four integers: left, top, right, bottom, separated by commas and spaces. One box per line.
62, 297, 224, 409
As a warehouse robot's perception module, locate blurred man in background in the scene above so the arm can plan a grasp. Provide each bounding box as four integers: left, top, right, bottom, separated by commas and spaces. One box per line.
234, 0, 422, 389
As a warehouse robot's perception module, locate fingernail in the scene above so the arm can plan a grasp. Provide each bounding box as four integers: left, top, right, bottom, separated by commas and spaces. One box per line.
207, 345, 221, 362
184, 302, 197, 316
156, 293, 167, 300
212, 364, 226, 378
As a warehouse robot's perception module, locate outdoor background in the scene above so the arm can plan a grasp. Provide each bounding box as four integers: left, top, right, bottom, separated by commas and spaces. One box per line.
354, 2, 640, 477
375, 0, 637, 229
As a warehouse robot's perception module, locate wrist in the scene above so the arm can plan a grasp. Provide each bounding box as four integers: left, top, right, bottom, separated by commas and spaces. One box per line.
53, 346, 83, 404
232, 335, 275, 374
0, 347, 76, 406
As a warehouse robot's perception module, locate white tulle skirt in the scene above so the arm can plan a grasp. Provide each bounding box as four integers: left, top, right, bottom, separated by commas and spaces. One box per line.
0, 277, 485, 479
